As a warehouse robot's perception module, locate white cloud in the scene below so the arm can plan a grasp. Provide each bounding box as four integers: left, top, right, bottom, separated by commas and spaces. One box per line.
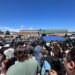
0, 26, 20, 32
28, 27, 33, 30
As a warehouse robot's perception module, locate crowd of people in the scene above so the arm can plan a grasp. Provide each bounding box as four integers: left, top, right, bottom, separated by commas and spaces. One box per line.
0, 36, 75, 75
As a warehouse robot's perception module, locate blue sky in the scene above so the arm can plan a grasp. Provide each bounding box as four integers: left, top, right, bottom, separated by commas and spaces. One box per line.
0, 0, 75, 31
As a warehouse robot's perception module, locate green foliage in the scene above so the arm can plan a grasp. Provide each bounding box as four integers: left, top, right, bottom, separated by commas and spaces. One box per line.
5, 31, 10, 35
0, 30, 4, 34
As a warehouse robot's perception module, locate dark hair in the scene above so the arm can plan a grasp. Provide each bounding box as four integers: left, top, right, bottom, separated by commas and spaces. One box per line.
26, 48, 34, 55
3, 58, 15, 70
52, 44, 61, 57
15, 42, 24, 48
67, 47, 75, 62
0, 50, 6, 61
14, 45, 28, 62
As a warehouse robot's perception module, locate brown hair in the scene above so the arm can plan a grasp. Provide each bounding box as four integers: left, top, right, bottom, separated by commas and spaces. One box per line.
52, 44, 60, 57
67, 47, 75, 62
41, 49, 48, 55
14, 45, 28, 62
3, 59, 14, 70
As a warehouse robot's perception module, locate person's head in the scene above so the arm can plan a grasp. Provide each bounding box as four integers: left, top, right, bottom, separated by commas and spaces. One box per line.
41, 49, 48, 57
52, 44, 61, 57
2, 58, 15, 71
14, 42, 28, 62
64, 47, 75, 74
26, 42, 32, 49
26, 48, 35, 58
50, 70, 57, 75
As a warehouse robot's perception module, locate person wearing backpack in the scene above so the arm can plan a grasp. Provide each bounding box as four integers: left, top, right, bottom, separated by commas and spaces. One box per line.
41, 49, 51, 75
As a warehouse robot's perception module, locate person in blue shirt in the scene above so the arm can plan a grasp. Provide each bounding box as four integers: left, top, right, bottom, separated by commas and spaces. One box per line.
41, 49, 51, 75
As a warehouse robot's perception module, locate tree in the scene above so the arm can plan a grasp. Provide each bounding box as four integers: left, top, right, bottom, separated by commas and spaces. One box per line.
5, 31, 10, 35
0, 30, 4, 34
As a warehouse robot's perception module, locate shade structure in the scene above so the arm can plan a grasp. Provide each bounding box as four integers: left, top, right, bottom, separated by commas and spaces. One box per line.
42, 36, 65, 42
